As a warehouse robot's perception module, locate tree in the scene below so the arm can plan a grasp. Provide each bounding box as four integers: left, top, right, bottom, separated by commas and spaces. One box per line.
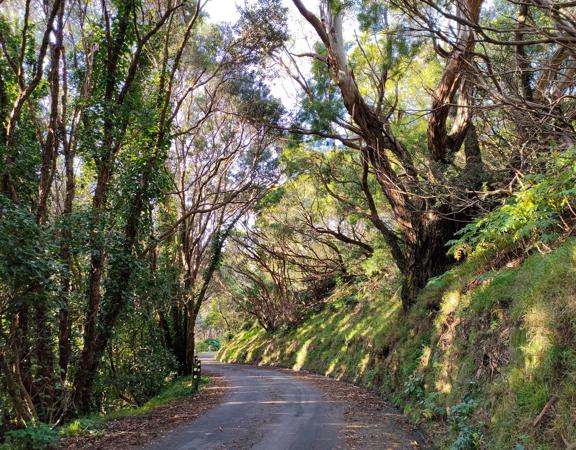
72, 0, 203, 414
166, 86, 281, 371
0, 0, 286, 426
288, 0, 488, 308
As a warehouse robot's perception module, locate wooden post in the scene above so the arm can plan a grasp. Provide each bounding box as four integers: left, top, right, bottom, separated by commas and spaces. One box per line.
192, 355, 201, 391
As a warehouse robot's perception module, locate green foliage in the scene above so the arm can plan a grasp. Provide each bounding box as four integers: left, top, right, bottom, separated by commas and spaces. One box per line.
403, 371, 425, 401
204, 338, 221, 351
421, 392, 445, 419
0, 0, 284, 434
99, 346, 177, 409
0, 196, 60, 292
255, 186, 286, 210
114, 375, 208, 418
356, 0, 388, 32
341, 294, 359, 309
1, 423, 59, 450
235, 0, 288, 62
227, 72, 285, 126
297, 45, 343, 133
58, 417, 105, 438
448, 395, 482, 450
196, 337, 222, 352
2, 0, 575, 446
98, 308, 178, 409
449, 150, 576, 255
362, 247, 394, 277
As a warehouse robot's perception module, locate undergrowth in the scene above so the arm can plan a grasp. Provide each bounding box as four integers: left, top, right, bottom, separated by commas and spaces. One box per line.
0, 375, 209, 450
59, 375, 208, 439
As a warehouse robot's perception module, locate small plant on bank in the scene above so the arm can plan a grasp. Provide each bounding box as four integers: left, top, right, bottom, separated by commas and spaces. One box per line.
448, 149, 576, 259
448, 395, 483, 450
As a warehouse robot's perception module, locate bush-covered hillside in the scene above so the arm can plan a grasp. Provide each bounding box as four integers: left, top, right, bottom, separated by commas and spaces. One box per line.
220, 239, 576, 449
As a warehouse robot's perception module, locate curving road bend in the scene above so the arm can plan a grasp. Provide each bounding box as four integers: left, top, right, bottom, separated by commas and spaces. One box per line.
142, 354, 344, 450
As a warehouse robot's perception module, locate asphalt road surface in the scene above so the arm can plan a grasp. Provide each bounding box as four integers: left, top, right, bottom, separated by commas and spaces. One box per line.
142, 354, 344, 450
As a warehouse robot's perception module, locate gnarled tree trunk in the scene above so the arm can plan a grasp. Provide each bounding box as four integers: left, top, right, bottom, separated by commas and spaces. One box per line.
292, 0, 485, 309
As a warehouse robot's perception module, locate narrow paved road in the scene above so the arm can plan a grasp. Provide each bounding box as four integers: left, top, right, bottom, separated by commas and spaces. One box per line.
142, 354, 344, 450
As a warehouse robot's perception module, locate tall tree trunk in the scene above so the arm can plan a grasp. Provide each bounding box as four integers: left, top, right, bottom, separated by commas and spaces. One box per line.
185, 302, 201, 375
0, 351, 35, 427
74, 138, 160, 411
14, 306, 33, 415
400, 215, 458, 309
73, 0, 133, 411
184, 220, 240, 372
33, 2, 66, 419
73, 173, 138, 413
0, 0, 63, 420
74, 165, 112, 411
72, 0, 197, 410
172, 299, 187, 373
0, 320, 36, 426
58, 138, 75, 383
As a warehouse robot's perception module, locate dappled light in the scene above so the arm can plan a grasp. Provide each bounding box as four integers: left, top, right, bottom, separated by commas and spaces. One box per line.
222, 239, 576, 448
0, 0, 575, 448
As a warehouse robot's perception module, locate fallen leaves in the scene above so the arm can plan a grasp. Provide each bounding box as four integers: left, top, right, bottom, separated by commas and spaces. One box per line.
60, 372, 227, 450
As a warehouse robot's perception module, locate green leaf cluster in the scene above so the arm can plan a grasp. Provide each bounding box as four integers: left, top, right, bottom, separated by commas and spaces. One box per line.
448, 149, 576, 255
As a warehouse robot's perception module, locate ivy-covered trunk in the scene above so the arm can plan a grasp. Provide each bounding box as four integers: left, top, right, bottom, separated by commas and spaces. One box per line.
185, 304, 201, 376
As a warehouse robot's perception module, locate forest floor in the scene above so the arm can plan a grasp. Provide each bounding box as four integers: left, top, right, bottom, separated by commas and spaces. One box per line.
61, 354, 427, 449
59, 372, 228, 449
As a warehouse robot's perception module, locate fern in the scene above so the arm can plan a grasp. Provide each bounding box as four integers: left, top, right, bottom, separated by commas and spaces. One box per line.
448, 150, 576, 256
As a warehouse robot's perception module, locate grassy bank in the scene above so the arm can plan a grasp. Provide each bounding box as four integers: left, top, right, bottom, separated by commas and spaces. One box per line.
220, 239, 576, 449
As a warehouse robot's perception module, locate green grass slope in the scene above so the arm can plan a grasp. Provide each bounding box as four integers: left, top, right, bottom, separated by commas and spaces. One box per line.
219, 239, 576, 449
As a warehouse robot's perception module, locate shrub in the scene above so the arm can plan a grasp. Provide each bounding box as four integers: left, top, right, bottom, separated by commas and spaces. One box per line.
1, 423, 59, 450
197, 338, 221, 352
98, 344, 177, 409
59, 417, 105, 438
449, 149, 576, 256
204, 338, 221, 351
448, 395, 482, 450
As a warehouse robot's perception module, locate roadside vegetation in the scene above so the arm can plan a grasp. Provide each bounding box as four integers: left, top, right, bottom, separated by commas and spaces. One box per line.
221, 240, 576, 449
219, 150, 576, 448
1, 376, 207, 450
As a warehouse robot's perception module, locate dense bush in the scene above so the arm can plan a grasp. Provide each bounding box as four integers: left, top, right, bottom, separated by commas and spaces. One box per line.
197, 338, 221, 352
98, 339, 178, 409
0, 423, 59, 450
